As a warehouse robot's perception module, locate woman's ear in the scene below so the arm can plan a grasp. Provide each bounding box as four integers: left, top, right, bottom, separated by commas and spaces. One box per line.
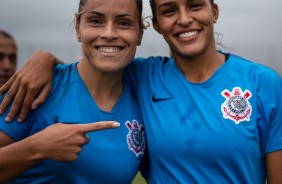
213, 3, 219, 23
77, 35, 81, 42
75, 22, 81, 42
152, 18, 161, 34
138, 28, 144, 46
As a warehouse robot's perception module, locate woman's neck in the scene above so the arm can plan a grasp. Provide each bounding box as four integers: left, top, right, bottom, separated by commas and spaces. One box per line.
173, 47, 225, 83
77, 60, 124, 112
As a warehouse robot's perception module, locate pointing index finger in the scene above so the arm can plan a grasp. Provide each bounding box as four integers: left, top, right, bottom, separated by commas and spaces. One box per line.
81, 121, 120, 133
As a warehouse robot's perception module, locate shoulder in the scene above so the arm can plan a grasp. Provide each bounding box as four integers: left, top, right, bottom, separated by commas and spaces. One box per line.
53, 62, 78, 80
227, 53, 282, 105
227, 53, 281, 81
133, 56, 171, 64
127, 56, 171, 71
51, 62, 80, 92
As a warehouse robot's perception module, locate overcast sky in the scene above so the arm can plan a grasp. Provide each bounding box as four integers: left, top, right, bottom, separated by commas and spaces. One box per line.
0, 0, 281, 75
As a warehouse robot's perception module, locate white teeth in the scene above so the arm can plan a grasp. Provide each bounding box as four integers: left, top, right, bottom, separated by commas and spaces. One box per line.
98, 47, 120, 53
179, 31, 198, 38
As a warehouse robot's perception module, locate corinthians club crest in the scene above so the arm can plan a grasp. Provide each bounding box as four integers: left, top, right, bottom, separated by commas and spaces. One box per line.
221, 87, 252, 124
125, 120, 145, 157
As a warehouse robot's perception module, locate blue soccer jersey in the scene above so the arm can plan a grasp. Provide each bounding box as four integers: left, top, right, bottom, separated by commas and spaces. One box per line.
0, 63, 146, 184
125, 53, 282, 184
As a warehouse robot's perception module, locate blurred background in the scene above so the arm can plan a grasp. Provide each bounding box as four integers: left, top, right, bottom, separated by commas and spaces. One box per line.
0, 0, 281, 76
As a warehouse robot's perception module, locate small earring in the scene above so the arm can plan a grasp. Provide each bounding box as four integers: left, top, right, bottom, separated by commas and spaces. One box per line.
77, 36, 81, 42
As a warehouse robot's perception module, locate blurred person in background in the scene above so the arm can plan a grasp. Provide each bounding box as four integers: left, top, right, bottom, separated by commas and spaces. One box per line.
0, 30, 17, 88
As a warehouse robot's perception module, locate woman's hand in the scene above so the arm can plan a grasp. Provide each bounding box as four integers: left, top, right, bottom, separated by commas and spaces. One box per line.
0, 121, 120, 183
0, 50, 58, 122
32, 121, 120, 162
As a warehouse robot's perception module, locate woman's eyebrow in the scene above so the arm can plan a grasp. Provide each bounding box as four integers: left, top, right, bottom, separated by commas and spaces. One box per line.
85, 10, 134, 18
85, 10, 104, 16
116, 13, 135, 19
157, 1, 175, 10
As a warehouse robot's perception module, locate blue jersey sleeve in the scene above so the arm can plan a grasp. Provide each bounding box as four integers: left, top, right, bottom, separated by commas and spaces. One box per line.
260, 71, 282, 153
0, 93, 29, 141
0, 63, 76, 141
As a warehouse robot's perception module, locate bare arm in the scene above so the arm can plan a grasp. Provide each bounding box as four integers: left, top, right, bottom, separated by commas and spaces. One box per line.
0, 131, 45, 183
0, 50, 64, 122
0, 121, 119, 183
266, 150, 282, 184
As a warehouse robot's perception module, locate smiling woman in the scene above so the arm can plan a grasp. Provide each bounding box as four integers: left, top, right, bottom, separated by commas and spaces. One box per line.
74, 4, 143, 75
0, 0, 147, 183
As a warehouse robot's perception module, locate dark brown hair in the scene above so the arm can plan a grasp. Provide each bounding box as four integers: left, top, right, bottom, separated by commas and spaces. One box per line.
0, 30, 17, 49
0, 30, 15, 41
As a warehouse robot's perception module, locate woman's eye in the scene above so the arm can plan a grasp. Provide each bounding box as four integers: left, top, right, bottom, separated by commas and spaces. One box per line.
90, 18, 103, 25
118, 20, 131, 28
162, 9, 175, 16
190, 3, 203, 10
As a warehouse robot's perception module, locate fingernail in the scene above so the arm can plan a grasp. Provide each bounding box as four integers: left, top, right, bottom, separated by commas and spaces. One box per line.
32, 104, 38, 110
18, 118, 23, 123
113, 122, 120, 127
5, 116, 11, 122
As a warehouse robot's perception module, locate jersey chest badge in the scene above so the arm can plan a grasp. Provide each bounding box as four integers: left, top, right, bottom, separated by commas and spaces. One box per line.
221, 87, 252, 124
125, 120, 145, 157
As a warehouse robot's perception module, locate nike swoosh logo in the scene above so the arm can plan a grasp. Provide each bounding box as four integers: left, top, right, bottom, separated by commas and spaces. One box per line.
152, 94, 174, 102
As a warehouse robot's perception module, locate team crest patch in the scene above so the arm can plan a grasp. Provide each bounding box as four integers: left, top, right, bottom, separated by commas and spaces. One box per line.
125, 120, 145, 156
221, 87, 252, 124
